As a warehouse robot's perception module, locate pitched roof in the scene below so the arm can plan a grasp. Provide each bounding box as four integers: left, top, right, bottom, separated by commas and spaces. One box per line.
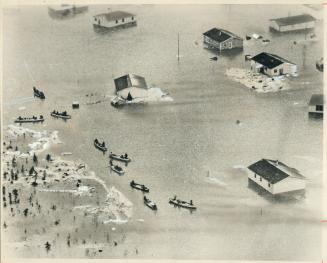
203, 28, 242, 43
309, 94, 324, 106
251, 52, 295, 69
94, 11, 135, 21
248, 159, 291, 184
114, 74, 147, 92
270, 14, 316, 26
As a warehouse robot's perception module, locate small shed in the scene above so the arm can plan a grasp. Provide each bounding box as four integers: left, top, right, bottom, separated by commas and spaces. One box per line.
269, 14, 316, 32
250, 52, 297, 77
203, 28, 243, 51
93, 11, 136, 30
308, 94, 324, 115
114, 74, 148, 99
248, 159, 305, 196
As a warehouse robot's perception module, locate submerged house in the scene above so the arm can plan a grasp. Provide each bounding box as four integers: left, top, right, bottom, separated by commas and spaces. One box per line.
248, 159, 305, 196
48, 5, 88, 16
203, 28, 243, 51
308, 94, 324, 115
114, 74, 148, 100
250, 52, 297, 77
269, 14, 316, 32
93, 11, 136, 30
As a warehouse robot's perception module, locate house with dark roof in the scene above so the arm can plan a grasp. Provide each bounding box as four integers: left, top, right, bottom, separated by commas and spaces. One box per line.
248, 159, 305, 195
250, 52, 297, 77
308, 94, 324, 116
114, 74, 148, 100
269, 14, 316, 32
93, 11, 136, 30
203, 28, 243, 51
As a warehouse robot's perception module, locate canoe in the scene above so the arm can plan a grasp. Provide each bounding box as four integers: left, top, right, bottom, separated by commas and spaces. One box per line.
110, 164, 124, 175
15, 118, 44, 124
130, 181, 149, 193
169, 198, 196, 210
94, 141, 107, 152
51, 112, 71, 119
109, 153, 131, 163
33, 88, 45, 99
144, 196, 157, 210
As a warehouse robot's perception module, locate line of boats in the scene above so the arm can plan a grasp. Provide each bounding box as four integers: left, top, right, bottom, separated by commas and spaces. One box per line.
15, 110, 72, 124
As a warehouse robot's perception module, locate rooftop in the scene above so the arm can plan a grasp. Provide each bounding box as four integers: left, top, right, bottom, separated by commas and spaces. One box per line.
203, 28, 242, 43
248, 159, 304, 184
309, 94, 324, 106
270, 14, 316, 26
94, 11, 135, 21
251, 52, 295, 69
114, 74, 147, 92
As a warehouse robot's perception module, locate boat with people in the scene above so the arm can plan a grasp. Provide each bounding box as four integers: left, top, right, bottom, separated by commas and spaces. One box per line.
169, 196, 196, 210
94, 139, 107, 152
109, 160, 124, 175
50, 110, 71, 119
33, 87, 45, 99
109, 153, 131, 163
15, 115, 44, 124
143, 196, 157, 210
130, 180, 149, 193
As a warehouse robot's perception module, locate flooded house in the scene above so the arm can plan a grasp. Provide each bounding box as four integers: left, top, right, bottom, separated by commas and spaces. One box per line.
48, 5, 88, 16
269, 14, 316, 32
114, 74, 148, 100
93, 11, 136, 30
250, 52, 297, 77
203, 28, 243, 51
308, 94, 324, 116
248, 159, 306, 197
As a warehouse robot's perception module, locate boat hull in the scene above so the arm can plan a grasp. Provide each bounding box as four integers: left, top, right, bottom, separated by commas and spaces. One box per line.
93, 21, 137, 33
109, 154, 131, 163
94, 142, 107, 152
144, 199, 157, 210
15, 119, 44, 124
110, 165, 124, 175
51, 113, 71, 119
130, 182, 149, 193
169, 199, 196, 210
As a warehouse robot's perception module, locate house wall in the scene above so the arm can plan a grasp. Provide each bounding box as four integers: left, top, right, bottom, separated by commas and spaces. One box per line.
118, 87, 148, 99
280, 21, 315, 32
251, 61, 297, 77
93, 15, 136, 28
248, 172, 273, 194
272, 177, 305, 194
309, 104, 324, 113
203, 36, 220, 49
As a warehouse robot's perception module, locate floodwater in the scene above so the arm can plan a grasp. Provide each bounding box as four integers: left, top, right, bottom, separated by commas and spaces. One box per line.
2, 4, 324, 260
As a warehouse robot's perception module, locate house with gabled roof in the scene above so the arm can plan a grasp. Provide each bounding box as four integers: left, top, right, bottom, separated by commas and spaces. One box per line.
308, 94, 324, 116
203, 28, 243, 51
114, 74, 148, 100
269, 14, 316, 32
248, 159, 305, 196
93, 11, 136, 30
250, 52, 298, 77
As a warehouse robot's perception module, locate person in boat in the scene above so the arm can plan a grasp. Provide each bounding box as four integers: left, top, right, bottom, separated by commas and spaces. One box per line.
40, 115, 43, 119
109, 159, 113, 166
124, 153, 128, 158
33, 115, 36, 119
131, 180, 135, 184
63, 111, 67, 116
101, 142, 105, 147
95, 139, 98, 144
18, 116, 22, 120
190, 200, 193, 205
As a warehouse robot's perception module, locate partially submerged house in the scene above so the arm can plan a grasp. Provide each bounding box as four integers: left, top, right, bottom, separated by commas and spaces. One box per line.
114, 74, 148, 100
250, 52, 297, 77
93, 11, 136, 30
48, 5, 88, 16
308, 94, 324, 116
248, 159, 305, 196
203, 28, 243, 51
269, 14, 316, 32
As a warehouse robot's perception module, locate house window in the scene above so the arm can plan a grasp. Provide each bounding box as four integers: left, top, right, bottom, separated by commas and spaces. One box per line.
316, 105, 323, 111
229, 42, 232, 48
122, 18, 125, 22
268, 183, 271, 187
260, 177, 262, 182
116, 20, 118, 24
274, 69, 278, 73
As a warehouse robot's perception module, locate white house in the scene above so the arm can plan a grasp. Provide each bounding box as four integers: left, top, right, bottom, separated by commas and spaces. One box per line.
248, 159, 305, 195
203, 28, 243, 51
308, 94, 324, 115
93, 11, 136, 30
114, 74, 149, 100
269, 14, 316, 32
250, 52, 297, 77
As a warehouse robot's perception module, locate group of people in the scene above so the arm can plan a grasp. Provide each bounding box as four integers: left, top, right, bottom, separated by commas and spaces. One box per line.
17, 115, 43, 120
52, 110, 67, 116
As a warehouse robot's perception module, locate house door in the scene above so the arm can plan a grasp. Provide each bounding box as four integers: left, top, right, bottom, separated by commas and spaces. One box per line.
279, 68, 283, 75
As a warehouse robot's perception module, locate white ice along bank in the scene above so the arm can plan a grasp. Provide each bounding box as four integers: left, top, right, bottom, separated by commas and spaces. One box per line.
247, 159, 306, 196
